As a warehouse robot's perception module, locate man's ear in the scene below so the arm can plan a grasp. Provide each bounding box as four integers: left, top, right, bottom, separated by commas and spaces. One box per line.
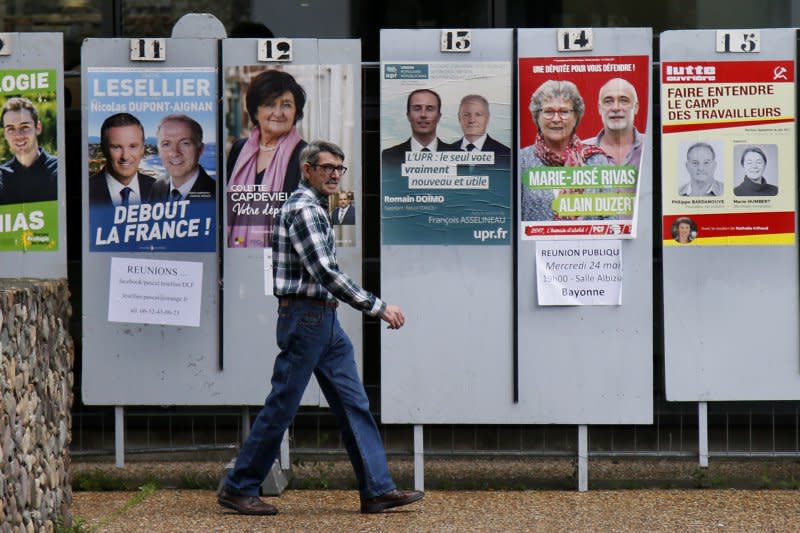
35, 120, 43, 136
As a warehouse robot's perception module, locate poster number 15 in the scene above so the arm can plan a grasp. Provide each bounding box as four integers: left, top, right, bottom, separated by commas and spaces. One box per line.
716, 31, 760, 53
557, 29, 593, 52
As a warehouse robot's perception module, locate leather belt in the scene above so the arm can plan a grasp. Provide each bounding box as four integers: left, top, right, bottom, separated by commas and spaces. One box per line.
279, 295, 338, 309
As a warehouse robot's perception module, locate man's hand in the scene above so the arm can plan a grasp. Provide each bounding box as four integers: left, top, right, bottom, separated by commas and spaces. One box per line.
380, 304, 405, 330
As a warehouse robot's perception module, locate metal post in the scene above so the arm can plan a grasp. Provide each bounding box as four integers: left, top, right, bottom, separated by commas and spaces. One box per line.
699, 401, 709, 467
241, 406, 250, 441
413, 425, 424, 491
280, 430, 290, 469
578, 425, 588, 492
114, 406, 124, 468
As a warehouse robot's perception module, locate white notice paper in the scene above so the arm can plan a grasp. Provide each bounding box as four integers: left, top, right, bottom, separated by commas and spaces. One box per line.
264, 248, 273, 295
108, 257, 203, 326
536, 240, 622, 306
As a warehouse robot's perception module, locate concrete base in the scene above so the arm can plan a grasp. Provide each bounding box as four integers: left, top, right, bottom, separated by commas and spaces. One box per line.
219, 458, 293, 496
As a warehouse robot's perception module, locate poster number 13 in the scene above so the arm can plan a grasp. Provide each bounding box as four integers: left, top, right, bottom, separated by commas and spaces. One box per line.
441, 30, 471, 52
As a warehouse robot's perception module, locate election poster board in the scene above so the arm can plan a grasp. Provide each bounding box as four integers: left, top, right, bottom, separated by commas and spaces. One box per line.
661, 57, 795, 246
81, 38, 223, 405
661, 29, 800, 402
380, 42, 512, 246
86, 66, 217, 252
518, 54, 649, 239
221, 39, 363, 407
0, 33, 66, 278
380, 29, 516, 424
513, 28, 652, 424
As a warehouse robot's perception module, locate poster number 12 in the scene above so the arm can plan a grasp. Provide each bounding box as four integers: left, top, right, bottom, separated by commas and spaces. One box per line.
258, 39, 293, 62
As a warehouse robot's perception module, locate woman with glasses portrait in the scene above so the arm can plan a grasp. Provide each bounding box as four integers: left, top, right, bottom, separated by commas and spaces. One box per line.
519, 79, 609, 221
227, 69, 308, 247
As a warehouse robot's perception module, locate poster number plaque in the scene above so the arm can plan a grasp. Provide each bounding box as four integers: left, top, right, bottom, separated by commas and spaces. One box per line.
716, 31, 760, 53
441, 30, 471, 53
557, 29, 593, 52
0, 34, 12, 57
130, 38, 166, 61
258, 39, 293, 62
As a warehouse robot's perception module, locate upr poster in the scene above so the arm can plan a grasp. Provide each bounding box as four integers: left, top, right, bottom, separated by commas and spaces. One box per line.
381, 61, 512, 245
661, 60, 796, 246
518, 55, 649, 240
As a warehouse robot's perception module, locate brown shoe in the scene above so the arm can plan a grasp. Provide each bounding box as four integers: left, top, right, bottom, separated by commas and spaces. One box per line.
361, 489, 424, 513
218, 486, 278, 515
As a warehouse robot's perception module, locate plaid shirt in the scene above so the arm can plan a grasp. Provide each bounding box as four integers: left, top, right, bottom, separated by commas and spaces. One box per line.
272, 181, 385, 317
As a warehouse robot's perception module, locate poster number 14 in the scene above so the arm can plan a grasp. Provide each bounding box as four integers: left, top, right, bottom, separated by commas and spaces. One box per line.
557, 29, 593, 52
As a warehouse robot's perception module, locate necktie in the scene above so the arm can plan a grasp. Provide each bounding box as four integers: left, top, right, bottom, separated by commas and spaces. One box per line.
120, 187, 132, 206
466, 143, 476, 151
421, 147, 430, 152
170, 189, 182, 202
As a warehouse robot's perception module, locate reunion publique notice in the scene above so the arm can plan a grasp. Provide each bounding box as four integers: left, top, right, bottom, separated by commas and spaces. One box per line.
661, 60, 796, 246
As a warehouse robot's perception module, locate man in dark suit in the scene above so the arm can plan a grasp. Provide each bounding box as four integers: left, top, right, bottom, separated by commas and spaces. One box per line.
150, 114, 215, 202
382, 88, 456, 169
454, 94, 510, 167
332, 192, 355, 225
88, 112, 155, 206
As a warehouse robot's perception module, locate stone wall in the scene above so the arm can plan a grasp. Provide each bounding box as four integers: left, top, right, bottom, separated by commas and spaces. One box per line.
0, 280, 74, 532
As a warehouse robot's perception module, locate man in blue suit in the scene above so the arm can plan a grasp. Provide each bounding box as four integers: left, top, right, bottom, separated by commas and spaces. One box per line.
88, 113, 154, 206
332, 192, 355, 225
150, 114, 215, 203
454, 94, 510, 169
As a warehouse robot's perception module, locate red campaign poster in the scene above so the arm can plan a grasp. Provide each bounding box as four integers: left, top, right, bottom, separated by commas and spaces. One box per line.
518, 55, 650, 239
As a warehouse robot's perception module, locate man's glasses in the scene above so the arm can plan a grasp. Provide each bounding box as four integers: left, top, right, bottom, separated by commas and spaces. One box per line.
311, 164, 348, 176
540, 109, 574, 120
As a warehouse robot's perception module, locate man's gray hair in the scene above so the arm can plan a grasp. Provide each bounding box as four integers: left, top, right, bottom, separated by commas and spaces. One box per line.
529, 79, 585, 130
687, 141, 716, 160
459, 94, 489, 112
300, 140, 346, 166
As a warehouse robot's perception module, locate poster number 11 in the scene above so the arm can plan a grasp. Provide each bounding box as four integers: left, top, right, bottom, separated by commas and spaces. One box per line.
130, 38, 166, 61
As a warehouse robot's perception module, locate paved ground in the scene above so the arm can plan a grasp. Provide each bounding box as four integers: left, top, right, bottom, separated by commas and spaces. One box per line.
72, 488, 800, 532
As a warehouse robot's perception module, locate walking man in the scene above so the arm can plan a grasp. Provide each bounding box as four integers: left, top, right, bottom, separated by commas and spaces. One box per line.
218, 140, 423, 515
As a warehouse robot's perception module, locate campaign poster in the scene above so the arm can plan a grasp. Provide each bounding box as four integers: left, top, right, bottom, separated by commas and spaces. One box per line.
661, 60, 796, 246
380, 61, 512, 245
0, 69, 59, 251
87, 67, 217, 252
224, 64, 357, 248
518, 55, 649, 239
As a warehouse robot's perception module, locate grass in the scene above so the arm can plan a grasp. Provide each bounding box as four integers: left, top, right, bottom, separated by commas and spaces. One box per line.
56, 482, 158, 532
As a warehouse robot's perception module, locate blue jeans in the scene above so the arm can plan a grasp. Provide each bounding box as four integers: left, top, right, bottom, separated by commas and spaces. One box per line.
225, 299, 396, 499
